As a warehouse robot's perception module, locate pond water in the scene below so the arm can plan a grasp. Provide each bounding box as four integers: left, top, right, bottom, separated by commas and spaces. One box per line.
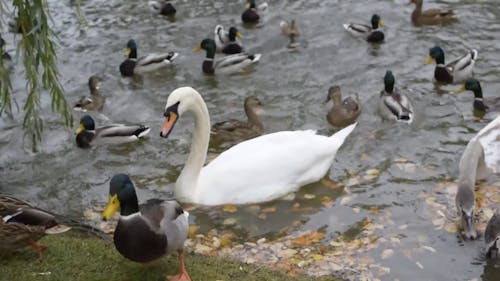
1, 0, 500, 280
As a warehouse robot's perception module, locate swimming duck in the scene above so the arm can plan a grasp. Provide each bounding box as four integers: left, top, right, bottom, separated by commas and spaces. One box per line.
324, 86, 361, 127
455, 79, 500, 115
222, 27, 244, 55
343, 14, 384, 43
194, 39, 260, 75
148, 0, 176, 16
241, 0, 268, 24
211, 96, 264, 144
0, 194, 71, 257
214, 25, 230, 52
160, 87, 356, 205
485, 208, 500, 258
425, 46, 477, 84
378, 71, 414, 123
73, 76, 105, 112
75, 115, 151, 148
280, 19, 300, 38
0, 35, 12, 70
102, 174, 191, 281
455, 115, 500, 240
409, 0, 457, 26
119, 39, 178, 77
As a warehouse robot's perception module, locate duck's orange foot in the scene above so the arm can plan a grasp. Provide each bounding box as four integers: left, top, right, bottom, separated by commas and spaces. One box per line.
166, 272, 192, 281
30, 241, 47, 258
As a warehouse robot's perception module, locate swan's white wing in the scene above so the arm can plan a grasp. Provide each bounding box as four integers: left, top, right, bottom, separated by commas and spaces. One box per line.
195, 125, 355, 205
475, 116, 500, 174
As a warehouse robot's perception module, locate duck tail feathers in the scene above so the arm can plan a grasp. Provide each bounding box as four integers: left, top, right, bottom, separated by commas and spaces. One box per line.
167, 52, 179, 62
135, 126, 151, 138
470, 49, 478, 61
249, 53, 261, 63
342, 24, 351, 31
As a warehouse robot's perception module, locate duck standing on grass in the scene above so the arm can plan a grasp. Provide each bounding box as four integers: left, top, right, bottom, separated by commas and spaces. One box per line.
378, 71, 414, 123
73, 76, 105, 112
425, 46, 477, 84
409, 0, 457, 26
102, 174, 191, 281
119, 39, 178, 77
343, 14, 384, 43
324, 86, 361, 127
0, 195, 71, 257
75, 115, 150, 148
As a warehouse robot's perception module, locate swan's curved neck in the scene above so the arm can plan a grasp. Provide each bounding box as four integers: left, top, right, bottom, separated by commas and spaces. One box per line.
175, 94, 210, 201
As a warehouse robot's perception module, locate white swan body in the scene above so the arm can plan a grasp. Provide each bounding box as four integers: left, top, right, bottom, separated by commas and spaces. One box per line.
160, 87, 356, 206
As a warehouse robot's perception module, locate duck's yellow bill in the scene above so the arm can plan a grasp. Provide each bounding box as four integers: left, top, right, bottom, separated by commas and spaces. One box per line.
378, 20, 384, 27
453, 86, 466, 95
245, 3, 250, 9
193, 45, 202, 52
424, 55, 434, 64
160, 112, 178, 138
125, 47, 131, 57
236, 32, 243, 39
102, 194, 120, 220
75, 123, 85, 134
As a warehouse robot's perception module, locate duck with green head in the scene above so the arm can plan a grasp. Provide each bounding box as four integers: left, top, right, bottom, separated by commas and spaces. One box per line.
75, 115, 150, 148
73, 76, 105, 112
378, 71, 414, 123
455, 79, 500, 115
194, 38, 260, 75
343, 14, 384, 43
425, 46, 477, 84
102, 174, 191, 281
119, 39, 178, 77
241, 0, 268, 24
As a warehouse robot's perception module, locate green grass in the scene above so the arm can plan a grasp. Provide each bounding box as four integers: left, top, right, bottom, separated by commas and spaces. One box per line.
0, 235, 338, 281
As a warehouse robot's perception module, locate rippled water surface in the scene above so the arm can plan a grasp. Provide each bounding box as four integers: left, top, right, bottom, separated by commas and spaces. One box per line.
1, 0, 500, 280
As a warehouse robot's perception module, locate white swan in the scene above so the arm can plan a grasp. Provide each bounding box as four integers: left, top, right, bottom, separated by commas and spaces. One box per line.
160, 87, 356, 206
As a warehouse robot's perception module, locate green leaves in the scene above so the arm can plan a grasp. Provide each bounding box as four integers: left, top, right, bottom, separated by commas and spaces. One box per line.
1, 0, 73, 151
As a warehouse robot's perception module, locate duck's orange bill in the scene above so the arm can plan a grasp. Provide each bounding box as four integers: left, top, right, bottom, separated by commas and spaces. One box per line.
161, 112, 178, 137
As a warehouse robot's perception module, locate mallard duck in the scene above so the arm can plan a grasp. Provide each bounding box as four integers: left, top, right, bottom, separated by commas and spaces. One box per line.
214, 25, 229, 52
159, 87, 356, 205
148, 0, 176, 16
102, 174, 191, 281
73, 76, 105, 112
280, 19, 300, 38
455, 79, 500, 114
378, 71, 414, 123
119, 39, 178, 77
455, 115, 500, 240
222, 27, 244, 55
194, 39, 260, 75
343, 14, 384, 43
241, 0, 268, 24
0, 194, 71, 257
485, 208, 500, 258
409, 0, 457, 26
75, 115, 151, 148
425, 46, 477, 84
324, 86, 361, 127
211, 96, 264, 143
0, 35, 13, 70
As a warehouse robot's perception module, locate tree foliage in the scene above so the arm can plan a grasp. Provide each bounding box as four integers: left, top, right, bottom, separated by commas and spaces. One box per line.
0, 0, 73, 151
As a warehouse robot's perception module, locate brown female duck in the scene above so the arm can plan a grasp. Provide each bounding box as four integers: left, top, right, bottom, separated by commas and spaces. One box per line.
211, 96, 264, 143
409, 0, 457, 26
0, 195, 70, 257
73, 76, 105, 112
324, 86, 361, 127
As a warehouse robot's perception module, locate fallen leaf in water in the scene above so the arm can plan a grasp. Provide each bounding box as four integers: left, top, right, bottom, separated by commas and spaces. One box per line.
364, 169, 380, 180
258, 213, 267, 220
304, 194, 316, 199
444, 223, 458, 233
320, 178, 341, 189
223, 218, 237, 226
340, 196, 353, 205
380, 249, 394, 259
262, 206, 277, 213
188, 225, 199, 238
416, 261, 424, 269
292, 231, 325, 246
321, 196, 333, 207
423, 246, 436, 253
223, 205, 238, 213
312, 254, 324, 261
370, 207, 379, 215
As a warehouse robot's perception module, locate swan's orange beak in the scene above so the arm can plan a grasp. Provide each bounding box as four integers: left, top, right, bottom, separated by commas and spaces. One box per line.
160, 112, 178, 138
